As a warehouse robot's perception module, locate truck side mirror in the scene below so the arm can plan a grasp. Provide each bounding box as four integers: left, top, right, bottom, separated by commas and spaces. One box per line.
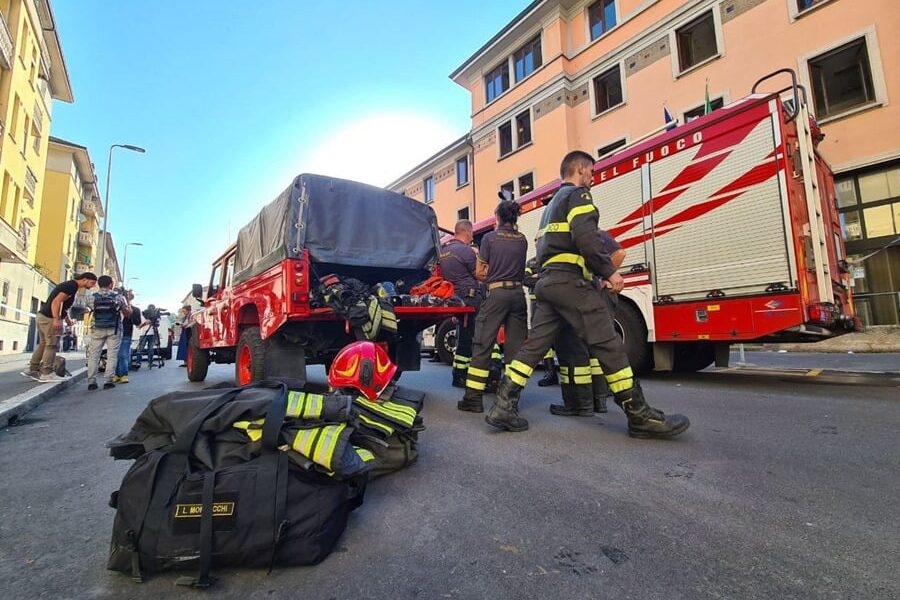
192, 283, 204, 300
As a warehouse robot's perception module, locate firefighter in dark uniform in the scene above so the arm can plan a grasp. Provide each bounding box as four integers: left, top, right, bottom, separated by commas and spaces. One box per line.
550, 230, 625, 417
486, 150, 690, 439
459, 200, 528, 412
440, 220, 481, 388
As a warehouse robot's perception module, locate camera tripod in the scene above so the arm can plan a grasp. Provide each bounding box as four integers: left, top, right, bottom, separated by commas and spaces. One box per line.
136, 320, 165, 369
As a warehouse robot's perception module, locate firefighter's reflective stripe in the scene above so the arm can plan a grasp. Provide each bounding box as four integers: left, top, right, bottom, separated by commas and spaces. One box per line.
491, 344, 502, 362
465, 365, 490, 391
567, 204, 597, 224
538, 221, 570, 237
361, 299, 384, 340
355, 397, 417, 427
542, 253, 591, 280
572, 365, 592, 385
291, 423, 347, 471
354, 447, 375, 462
558, 365, 570, 385
505, 360, 533, 387
544, 348, 555, 360
381, 307, 398, 334
233, 419, 265, 442
606, 366, 634, 394
590, 358, 604, 377
453, 355, 471, 369
358, 413, 394, 436
286, 391, 325, 419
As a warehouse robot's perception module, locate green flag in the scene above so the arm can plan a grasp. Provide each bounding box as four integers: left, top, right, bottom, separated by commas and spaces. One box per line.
704, 80, 712, 115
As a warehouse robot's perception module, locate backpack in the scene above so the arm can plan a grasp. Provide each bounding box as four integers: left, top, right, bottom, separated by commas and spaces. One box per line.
92, 292, 120, 330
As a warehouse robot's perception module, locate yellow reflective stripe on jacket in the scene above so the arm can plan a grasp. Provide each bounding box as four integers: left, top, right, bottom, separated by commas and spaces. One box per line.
567, 204, 597, 224
538, 221, 570, 237
286, 391, 325, 419
233, 419, 265, 442
313, 423, 347, 469
542, 253, 591, 280
357, 398, 417, 427
354, 447, 375, 462
358, 413, 395, 436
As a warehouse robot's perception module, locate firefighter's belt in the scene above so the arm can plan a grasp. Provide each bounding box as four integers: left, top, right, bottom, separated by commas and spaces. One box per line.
487, 281, 522, 291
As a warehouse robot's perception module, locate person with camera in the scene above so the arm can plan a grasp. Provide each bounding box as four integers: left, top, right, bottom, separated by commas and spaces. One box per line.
22, 272, 98, 382
113, 290, 141, 384
136, 304, 169, 366
86, 276, 132, 390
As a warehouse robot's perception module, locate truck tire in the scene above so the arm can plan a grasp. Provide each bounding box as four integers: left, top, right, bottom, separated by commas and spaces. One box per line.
186, 327, 209, 382
673, 342, 715, 373
435, 318, 457, 365
236, 326, 267, 386
613, 300, 652, 374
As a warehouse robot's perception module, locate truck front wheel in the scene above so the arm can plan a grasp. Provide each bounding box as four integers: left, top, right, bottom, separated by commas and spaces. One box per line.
673, 342, 715, 373
435, 319, 457, 365
236, 326, 267, 385
186, 328, 209, 382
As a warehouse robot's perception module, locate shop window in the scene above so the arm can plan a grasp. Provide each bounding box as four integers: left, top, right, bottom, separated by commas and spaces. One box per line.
683, 97, 724, 122
840, 211, 862, 241
676, 12, 718, 73
597, 138, 627, 159
424, 176, 435, 204
862, 205, 896, 238
593, 65, 623, 115
518, 172, 535, 196
456, 156, 469, 187
485, 62, 510, 103
808, 38, 875, 119
589, 0, 617, 40
835, 178, 858, 208
515, 110, 532, 147
513, 35, 542, 83
857, 166, 900, 204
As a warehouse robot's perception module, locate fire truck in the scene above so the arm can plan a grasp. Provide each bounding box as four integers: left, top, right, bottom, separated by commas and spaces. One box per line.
443, 69, 858, 373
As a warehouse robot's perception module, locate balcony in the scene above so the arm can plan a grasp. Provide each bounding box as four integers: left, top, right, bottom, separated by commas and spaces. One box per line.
25, 166, 37, 198
81, 199, 98, 217
33, 101, 43, 134
0, 11, 12, 70
78, 231, 95, 247
0, 217, 27, 263
74, 262, 90, 275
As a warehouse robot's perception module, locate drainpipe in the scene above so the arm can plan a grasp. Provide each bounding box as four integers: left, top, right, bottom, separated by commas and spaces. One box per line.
466, 134, 476, 220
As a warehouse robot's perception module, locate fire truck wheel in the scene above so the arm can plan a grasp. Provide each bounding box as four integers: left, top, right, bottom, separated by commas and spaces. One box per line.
186, 327, 209, 382
236, 326, 267, 386
673, 342, 715, 373
613, 300, 652, 374
435, 319, 457, 365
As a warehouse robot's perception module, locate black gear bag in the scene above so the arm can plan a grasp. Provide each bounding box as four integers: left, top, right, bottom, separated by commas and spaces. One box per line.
107, 381, 366, 586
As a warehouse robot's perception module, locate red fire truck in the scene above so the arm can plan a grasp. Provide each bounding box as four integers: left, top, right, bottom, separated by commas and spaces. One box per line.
446, 69, 858, 373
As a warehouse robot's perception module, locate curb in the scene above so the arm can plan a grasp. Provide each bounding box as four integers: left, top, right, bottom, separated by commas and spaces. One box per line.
0, 367, 87, 427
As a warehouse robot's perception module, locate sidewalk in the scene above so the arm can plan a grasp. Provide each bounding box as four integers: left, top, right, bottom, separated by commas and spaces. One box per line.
0, 351, 88, 426
765, 325, 900, 353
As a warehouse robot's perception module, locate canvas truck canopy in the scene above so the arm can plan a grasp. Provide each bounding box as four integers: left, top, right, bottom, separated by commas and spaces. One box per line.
234, 174, 441, 284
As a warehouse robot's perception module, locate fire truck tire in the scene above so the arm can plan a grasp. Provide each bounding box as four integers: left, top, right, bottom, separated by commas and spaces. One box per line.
187, 327, 209, 382
613, 300, 652, 374
236, 326, 267, 386
673, 342, 715, 373
435, 318, 457, 365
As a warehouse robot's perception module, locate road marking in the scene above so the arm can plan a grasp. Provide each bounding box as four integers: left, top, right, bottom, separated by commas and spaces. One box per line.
805, 368, 823, 377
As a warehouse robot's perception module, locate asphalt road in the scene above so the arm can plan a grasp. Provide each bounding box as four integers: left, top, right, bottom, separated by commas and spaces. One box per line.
1, 359, 897, 600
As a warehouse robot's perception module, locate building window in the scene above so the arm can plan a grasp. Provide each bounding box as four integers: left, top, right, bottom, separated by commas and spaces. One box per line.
796, 0, 829, 14
836, 165, 900, 242
597, 138, 627, 159
808, 38, 875, 119
518, 172, 535, 196
499, 181, 515, 200
456, 156, 469, 187
0, 281, 9, 317
423, 176, 435, 204
499, 122, 513, 157
12, 341, 17, 351
593, 65, 623, 115
676, 12, 718, 73
513, 35, 542, 83
683, 97, 725, 122
16, 287, 23, 320
0, 341, 4, 351
589, 0, 617, 40
457, 207, 470, 221
485, 62, 510, 103
515, 110, 532, 147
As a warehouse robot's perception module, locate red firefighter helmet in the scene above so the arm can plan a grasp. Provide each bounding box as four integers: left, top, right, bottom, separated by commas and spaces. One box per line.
328, 341, 397, 401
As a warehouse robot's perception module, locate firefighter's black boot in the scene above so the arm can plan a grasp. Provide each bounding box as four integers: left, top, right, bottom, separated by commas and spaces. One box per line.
550, 380, 593, 417
537, 358, 558, 387
457, 388, 484, 413
451, 368, 467, 389
615, 381, 690, 439
592, 376, 610, 414
485, 377, 529, 432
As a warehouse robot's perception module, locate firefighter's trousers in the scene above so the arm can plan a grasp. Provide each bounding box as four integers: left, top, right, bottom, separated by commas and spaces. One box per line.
505, 270, 633, 395
465, 287, 527, 394
452, 294, 482, 376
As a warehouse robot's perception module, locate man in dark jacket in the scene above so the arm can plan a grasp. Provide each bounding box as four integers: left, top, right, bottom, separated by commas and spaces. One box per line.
114, 291, 141, 384
440, 220, 482, 387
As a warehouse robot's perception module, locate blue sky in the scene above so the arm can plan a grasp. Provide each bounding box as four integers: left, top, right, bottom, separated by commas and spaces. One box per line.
51, 1, 525, 309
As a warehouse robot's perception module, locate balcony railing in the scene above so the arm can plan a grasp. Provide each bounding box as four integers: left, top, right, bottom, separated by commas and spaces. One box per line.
0, 217, 27, 263
74, 262, 90, 275
25, 166, 37, 198
32, 101, 42, 134
78, 231, 94, 247
0, 11, 12, 70
80, 199, 98, 217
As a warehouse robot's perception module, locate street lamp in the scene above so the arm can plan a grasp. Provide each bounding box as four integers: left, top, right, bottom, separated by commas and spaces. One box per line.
97, 143, 146, 278
126, 276, 140, 289
122, 242, 143, 286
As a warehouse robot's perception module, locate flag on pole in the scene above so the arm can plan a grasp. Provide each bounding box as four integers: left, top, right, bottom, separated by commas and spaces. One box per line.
664, 104, 676, 131
704, 79, 712, 115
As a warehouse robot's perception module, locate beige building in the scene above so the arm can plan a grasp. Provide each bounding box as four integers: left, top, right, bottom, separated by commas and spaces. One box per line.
389, 0, 900, 325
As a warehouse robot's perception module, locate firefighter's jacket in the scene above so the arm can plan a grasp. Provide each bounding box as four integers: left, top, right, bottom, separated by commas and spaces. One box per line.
537, 183, 615, 280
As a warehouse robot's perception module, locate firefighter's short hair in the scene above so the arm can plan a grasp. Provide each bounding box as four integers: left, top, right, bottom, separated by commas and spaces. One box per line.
454, 220, 473, 234
560, 150, 596, 179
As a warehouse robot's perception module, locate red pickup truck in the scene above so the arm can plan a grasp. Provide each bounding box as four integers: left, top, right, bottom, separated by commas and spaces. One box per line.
186, 174, 471, 386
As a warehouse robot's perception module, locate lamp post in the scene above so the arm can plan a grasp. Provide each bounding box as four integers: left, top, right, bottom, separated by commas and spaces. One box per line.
97, 143, 146, 278
126, 277, 140, 290
122, 242, 143, 286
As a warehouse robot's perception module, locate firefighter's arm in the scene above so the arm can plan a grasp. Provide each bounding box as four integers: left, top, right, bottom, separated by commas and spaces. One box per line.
568, 190, 616, 279
475, 259, 488, 281
611, 248, 627, 269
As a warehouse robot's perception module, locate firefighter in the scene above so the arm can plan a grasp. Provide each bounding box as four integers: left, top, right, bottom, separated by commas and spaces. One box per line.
440, 219, 482, 388
459, 200, 528, 412
486, 150, 690, 439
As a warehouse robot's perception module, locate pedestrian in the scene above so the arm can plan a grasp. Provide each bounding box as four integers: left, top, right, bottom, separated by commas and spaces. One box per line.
22, 272, 97, 382
485, 150, 690, 439
113, 292, 141, 384
458, 200, 528, 412
86, 276, 132, 390
176, 305, 192, 366
439, 219, 482, 388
